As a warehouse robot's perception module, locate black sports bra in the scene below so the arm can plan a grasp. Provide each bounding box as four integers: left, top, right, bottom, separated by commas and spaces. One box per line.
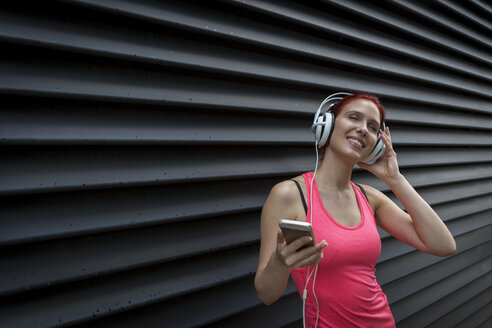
290, 179, 368, 215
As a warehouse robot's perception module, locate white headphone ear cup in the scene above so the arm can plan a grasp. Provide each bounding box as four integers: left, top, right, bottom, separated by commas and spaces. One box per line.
362, 121, 387, 164
362, 139, 385, 164
318, 112, 334, 148
312, 92, 351, 148
314, 115, 323, 144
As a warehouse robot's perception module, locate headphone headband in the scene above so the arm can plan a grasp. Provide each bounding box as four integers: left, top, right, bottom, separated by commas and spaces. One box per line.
313, 92, 351, 118
311, 92, 352, 133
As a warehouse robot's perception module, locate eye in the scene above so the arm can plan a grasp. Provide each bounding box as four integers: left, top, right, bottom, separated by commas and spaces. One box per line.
368, 124, 378, 132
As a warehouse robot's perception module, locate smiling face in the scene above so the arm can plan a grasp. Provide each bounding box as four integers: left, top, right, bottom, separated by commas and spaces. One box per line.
328, 99, 382, 163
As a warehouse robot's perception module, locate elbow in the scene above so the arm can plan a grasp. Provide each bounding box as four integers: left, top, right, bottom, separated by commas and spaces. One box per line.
254, 274, 280, 306
446, 236, 457, 256
258, 295, 276, 306
436, 247, 456, 257
435, 239, 457, 257
444, 243, 457, 257
255, 288, 277, 306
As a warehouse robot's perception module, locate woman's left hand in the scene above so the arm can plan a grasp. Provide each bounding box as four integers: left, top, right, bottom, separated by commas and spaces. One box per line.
358, 126, 400, 182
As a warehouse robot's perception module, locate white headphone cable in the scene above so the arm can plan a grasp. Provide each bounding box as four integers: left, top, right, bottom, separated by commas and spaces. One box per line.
303, 140, 320, 328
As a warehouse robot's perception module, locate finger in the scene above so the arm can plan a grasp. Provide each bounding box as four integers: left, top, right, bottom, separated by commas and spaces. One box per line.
380, 128, 394, 150
291, 248, 325, 268
298, 240, 327, 252
287, 240, 327, 266
380, 131, 390, 145
380, 128, 389, 139
286, 235, 315, 252
356, 161, 373, 171
278, 234, 310, 262
277, 229, 286, 246
381, 125, 391, 136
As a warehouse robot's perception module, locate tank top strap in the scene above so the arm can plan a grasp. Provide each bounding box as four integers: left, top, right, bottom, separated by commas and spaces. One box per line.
350, 181, 376, 222
301, 172, 315, 224
290, 180, 307, 215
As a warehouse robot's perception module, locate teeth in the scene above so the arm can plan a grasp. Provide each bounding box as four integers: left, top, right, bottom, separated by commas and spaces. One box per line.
348, 138, 363, 147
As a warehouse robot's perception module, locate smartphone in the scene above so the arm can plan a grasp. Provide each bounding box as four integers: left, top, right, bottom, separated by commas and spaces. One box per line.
278, 219, 315, 248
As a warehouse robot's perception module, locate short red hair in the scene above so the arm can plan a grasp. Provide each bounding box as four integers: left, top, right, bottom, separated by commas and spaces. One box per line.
331, 93, 386, 126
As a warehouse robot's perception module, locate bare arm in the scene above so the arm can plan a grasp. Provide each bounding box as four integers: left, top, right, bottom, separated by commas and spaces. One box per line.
255, 181, 327, 305
358, 127, 456, 257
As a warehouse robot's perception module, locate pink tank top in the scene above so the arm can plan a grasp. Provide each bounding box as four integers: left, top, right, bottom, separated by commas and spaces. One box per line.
290, 172, 395, 328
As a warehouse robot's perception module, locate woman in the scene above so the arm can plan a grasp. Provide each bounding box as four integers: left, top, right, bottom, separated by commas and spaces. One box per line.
254, 92, 456, 327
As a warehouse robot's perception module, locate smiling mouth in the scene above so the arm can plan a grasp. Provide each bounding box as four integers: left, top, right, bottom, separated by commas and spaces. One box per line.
347, 137, 365, 148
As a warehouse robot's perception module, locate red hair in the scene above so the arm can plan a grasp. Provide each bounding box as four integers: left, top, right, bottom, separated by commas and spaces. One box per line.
331, 93, 386, 126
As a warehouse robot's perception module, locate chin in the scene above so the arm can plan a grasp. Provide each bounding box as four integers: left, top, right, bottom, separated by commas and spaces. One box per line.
339, 153, 362, 165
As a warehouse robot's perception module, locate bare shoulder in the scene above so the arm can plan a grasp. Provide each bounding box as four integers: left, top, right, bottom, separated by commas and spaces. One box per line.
273, 174, 307, 200
264, 175, 306, 221
269, 179, 299, 204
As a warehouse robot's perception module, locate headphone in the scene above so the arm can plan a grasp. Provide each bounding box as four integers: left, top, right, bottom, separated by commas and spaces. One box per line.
311, 92, 386, 164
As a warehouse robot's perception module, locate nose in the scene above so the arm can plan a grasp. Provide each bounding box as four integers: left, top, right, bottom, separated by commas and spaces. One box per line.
356, 123, 369, 136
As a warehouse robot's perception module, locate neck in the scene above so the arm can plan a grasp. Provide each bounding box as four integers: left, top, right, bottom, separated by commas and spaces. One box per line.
314, 148, 354, 192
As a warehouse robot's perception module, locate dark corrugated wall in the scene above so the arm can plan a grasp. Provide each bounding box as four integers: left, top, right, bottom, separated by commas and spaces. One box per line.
0, 0, 491, 327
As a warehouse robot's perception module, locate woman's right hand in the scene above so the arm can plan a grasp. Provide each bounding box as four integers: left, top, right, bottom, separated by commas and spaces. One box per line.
275, 229, 328, 269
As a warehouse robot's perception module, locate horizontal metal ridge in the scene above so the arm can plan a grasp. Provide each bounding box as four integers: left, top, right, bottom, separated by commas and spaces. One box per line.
1, 10, 490, 98
392, 0, 492, 49
379, 212, 492, 262
470, 0, 492, 16
227, 0, 492, 81
198, 291, 302, 328
0, 237, 258, 299
438, 0, 492, 32
323, 0, 492, 65
0, 61, 318, 116
377, 226, 492, 284
1, 171, 490, 246
2, 101, 492, 145
69, 0, 492, 83
384, 242, 492, 304
1, 144, 492, 196
378, 193, 492, 239
392, 259, 492, 323
391, 178, 492, 206
0, 178, 274, 246
2, 125, 492, 145
74, 276, 263, 328
426, 288, 492, 328
388, 105, 492, 130
1, 57, 491, 114
0, 248, 258, 327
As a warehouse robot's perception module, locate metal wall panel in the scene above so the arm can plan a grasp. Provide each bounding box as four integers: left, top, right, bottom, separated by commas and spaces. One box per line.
0, 0, 491, 327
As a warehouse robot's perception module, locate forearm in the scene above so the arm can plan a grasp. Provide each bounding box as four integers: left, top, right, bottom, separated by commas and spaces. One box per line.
385, 173, 456, 256
255, 251, 292, 305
